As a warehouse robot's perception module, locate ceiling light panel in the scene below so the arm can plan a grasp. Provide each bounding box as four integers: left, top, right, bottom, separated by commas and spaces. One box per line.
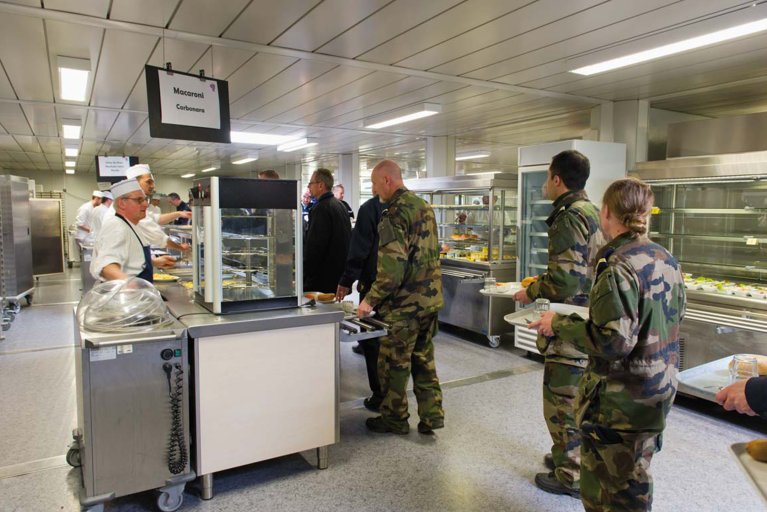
230, 131, 298, 145
364, 103, 442, 130
58, 57, 91, 102
455, 152, 491, 161
64, 147, 79, 157
61, 119, 82, 139
277, 138, 318, 152
180, 173, 196, 178
233, 157, 258, 165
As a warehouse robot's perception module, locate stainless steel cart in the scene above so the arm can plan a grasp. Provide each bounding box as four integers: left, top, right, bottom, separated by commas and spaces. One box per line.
71, 320, 195, 512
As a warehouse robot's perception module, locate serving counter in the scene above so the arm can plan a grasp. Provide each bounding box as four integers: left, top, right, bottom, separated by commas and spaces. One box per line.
160, 283, 344, 500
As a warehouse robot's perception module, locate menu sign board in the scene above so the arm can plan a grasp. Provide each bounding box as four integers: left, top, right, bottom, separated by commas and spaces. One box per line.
145, 65, 230, 143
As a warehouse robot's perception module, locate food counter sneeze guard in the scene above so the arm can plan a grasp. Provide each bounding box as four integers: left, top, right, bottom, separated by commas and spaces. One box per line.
191, 177, 302, 314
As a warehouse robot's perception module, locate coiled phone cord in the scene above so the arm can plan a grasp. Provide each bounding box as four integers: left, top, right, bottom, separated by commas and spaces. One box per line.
164, 362, 188, 475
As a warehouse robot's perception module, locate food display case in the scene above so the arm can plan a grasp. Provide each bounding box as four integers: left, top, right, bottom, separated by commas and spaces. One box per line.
404, 174, 517, 347
634, 153, 767, 370
514, 140, 627, 355
191, 177, 302, 314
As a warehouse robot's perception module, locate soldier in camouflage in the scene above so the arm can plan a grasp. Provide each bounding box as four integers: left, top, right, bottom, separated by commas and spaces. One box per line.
358, 159, 445, 436
513, 150, 603, 497
531, 177, 686, 511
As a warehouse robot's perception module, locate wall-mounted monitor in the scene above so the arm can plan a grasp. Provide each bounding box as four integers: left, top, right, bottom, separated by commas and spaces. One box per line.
95, 156, 139, 182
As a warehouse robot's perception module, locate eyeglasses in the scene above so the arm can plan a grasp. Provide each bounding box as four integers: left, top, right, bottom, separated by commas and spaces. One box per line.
123, 196, 149, 204
308, 181, 320, 185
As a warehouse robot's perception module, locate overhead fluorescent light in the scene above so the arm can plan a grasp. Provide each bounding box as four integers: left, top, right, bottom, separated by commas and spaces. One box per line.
232, 157, 258, 165
62, 120, 81, 139
64, 147, 78, 157
58, 56, 91, 102
200, 167, 217, 173
455, 151, 491, 161
277, 137, 318, 152
65, 161, 76, 167
230, 131, 297, 145
65, 169, 75, 175
180, 173, 195, 178
571, 17, 767, 75
364, 103, 441, 129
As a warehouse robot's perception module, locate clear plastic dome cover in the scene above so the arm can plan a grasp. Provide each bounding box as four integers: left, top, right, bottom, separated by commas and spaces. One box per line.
77, 278, 173, 333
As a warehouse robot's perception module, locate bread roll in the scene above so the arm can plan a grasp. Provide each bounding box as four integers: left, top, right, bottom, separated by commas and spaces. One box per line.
318, 293, 335, 302
521, 276, 538, 288
747, 439, 767, 462
728, 354, 767, 376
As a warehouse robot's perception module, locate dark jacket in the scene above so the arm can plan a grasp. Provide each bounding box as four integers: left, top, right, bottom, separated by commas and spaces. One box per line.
338, 196, 384, 297
304, 192, 352, 293
340, 199, 355, 219
173, 200, 191, 225
746, 376, 767, 417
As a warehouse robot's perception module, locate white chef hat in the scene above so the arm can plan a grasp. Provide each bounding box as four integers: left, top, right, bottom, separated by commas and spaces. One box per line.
110, 178, 143, 199
126, 164, 152, 180
101, 191, 113, 200
92, 190, 103, 198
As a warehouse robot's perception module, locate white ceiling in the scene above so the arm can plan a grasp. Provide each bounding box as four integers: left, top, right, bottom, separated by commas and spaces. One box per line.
0, 0, 766, 176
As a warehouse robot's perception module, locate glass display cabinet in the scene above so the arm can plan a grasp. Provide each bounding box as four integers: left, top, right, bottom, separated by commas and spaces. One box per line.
405, 174, 517, 347
190, 177, 301, 314
635, 154, 767, 371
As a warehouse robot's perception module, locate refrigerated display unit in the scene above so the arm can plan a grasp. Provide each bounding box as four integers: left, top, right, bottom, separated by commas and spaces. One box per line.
634, 152, 767, 372
405, 174, 517, 347
190, 177, 301, 314
30, 198, 65, 276
514, 140, 627, 355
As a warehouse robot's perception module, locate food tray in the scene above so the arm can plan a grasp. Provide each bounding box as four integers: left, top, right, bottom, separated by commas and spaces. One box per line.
676, 356, 732, 402
731, 443, 767, 504
479, 282, 523, 298
504, 303, 589, 328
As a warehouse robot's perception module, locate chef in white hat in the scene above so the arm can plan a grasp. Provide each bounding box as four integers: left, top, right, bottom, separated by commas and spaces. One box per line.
103, 164, 191, 252
89, 190, 113, 241
91, 179, 175, 282
74, 190, 103, 246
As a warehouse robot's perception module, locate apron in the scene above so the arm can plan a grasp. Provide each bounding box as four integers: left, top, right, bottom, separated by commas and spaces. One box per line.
115, 213, 153, 283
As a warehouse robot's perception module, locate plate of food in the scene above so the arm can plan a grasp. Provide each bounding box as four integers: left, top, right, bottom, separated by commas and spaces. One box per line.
304, 291, 337, 304
153, 273, 179, 282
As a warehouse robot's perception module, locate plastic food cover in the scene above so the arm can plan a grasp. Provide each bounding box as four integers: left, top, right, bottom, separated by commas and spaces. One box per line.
77, 277, 173, 333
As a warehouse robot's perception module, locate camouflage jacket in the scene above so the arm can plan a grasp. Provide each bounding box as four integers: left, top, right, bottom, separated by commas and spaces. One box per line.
365, 188, 443, 320
552, 231, 687, 432
526, 189, 603, 360
526, 189, 602, 307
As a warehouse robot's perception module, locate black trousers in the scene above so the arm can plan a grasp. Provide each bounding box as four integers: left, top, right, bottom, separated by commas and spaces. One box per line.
359, 289, 382, 399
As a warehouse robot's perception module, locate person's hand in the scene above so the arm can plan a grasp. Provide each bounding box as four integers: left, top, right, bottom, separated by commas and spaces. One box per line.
514, 288, 532, 304
528, 310, 556, 337
335, 285, 351, 302
358, 299, 373, 318
153, 255, 176, 269
716, 379, 757, 416
177, 211, 192, 221
178, 242, 191, 252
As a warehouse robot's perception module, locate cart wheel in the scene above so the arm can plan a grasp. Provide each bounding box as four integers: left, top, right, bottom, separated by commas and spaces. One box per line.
66, 447, 81, 468
157, 491, 183, 512
487, 335, 501, 348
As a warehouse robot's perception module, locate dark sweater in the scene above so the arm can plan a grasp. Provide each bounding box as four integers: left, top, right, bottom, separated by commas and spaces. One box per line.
746, 376, 767, 417
338, 196, 384, 296
303, 192, 352, 293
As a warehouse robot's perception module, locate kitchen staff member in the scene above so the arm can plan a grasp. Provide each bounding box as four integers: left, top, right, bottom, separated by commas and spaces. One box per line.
531, 177, 686, 512
103, 165, 191, 251
74, 190, 103, 245
89, 190, 112, 241
90, 179, 175, 282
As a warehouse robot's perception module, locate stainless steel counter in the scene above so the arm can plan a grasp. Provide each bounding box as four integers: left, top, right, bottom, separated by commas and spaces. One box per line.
159, 283, 344, 337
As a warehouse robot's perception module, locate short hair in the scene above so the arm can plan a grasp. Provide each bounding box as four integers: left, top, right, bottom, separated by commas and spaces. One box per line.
332, 184, 344, 192
602, 178, 654, 236
258, 169, 280, 179
313, 168, 334, 190
168, 192, 181, 200
550, 150, 590, 191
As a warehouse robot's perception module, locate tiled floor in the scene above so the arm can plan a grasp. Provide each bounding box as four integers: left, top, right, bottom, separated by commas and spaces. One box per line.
0, 270, 765, 511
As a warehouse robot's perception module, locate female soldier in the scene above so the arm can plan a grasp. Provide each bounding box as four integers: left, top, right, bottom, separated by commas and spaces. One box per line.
531, 177, 686, 512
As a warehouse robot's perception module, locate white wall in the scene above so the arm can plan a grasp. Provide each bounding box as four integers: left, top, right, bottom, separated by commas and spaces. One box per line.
2, 170, 190, 229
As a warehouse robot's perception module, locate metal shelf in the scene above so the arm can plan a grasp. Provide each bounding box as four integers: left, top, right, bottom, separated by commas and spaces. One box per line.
651, 233, 767, 243
655, 208, 767, 215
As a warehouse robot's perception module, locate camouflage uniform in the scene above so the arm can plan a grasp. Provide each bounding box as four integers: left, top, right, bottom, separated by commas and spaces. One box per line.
552, 231, 686, 511
365, 188, 444, 433
525, 189, 602, 490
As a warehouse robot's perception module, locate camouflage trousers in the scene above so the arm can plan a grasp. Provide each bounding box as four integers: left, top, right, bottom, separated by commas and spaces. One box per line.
377, 312, 444, 432
543, 358, 587, 489
580, 426, 661, 512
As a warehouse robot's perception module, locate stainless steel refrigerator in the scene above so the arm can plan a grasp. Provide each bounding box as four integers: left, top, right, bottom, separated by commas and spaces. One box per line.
0, 175, 33, 304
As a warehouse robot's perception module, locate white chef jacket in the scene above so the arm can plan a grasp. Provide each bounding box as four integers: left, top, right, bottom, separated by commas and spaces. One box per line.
104, 205, 169, 248
89, 204, 110, 240
91, 214, 149, 280
74, 201, 95, 243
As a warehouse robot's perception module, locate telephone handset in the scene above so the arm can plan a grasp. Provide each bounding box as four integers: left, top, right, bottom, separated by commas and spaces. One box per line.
163, 362, 188, 475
